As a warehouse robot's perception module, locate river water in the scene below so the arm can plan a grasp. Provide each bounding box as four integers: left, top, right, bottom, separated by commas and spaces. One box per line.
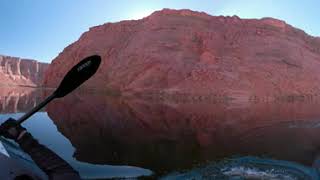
1, 87, 320, 179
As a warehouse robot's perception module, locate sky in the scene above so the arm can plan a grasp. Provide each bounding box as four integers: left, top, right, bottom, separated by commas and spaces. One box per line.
0, 0, 319, 63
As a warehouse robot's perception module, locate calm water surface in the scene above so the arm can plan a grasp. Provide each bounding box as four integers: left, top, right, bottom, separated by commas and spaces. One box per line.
1, 87, 320, 179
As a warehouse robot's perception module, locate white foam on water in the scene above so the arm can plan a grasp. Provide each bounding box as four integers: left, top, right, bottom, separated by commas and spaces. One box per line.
222, 166, 297, 180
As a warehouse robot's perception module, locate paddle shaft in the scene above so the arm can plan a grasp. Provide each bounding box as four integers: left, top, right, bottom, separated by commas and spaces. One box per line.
13, 55, 101, 125
17, 93, 57, 124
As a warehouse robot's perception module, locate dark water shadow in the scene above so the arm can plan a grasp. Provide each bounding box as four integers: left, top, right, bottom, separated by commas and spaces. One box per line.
45, 90, 320, 175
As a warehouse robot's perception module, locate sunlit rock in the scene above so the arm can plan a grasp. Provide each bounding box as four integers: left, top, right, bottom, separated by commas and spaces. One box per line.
0, 55, 48, 87
44, 9, 320, 101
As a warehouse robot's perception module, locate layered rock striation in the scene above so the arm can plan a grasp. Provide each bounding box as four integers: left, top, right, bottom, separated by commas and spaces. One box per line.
0, 55, 49, 87
44, 9, 320, 101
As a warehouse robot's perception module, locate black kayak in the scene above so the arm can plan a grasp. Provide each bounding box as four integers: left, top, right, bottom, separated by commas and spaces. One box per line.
0, 137, 47, 180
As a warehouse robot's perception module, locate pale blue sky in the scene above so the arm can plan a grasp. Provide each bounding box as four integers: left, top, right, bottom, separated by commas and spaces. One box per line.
0, 0, 319, 63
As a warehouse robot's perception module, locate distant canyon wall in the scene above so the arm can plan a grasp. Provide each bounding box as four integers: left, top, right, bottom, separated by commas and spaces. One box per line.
0, 55, 49, 87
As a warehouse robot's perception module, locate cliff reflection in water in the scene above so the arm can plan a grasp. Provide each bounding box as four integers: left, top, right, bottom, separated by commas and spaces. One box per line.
0, 87, 43, 113
46, 92, 320, 174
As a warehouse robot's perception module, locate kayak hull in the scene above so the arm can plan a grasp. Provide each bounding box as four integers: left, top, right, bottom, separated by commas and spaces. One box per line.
0, 138, 47, 180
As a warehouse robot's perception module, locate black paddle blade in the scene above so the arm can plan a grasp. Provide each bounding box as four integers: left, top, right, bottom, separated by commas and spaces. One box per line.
54, 55, 101, 98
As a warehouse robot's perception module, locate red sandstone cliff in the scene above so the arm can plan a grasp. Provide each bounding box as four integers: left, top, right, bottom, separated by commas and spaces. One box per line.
44, 9, 320, 100
0, 55, 49, 87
